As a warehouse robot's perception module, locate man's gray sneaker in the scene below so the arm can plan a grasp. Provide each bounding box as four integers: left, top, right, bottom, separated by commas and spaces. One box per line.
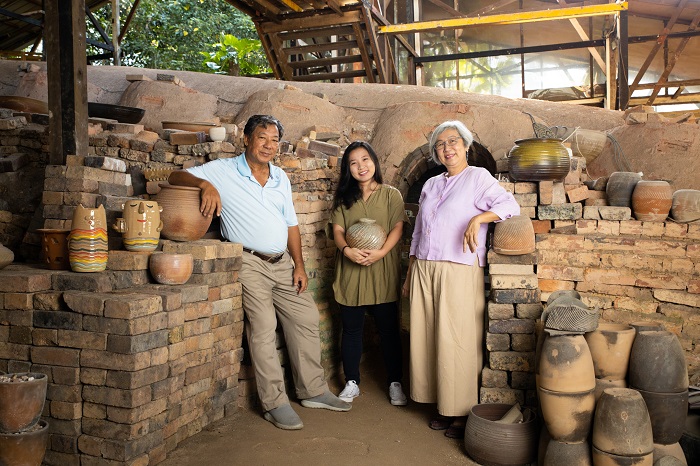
263, 404, 304, 430
300, 391, 352, 412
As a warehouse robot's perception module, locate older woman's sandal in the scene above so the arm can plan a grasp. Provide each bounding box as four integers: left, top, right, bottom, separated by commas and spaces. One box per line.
428, 414, 453, 430
444, 417, 467, 438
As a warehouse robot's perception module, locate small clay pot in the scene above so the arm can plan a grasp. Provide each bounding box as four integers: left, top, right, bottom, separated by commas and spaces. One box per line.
464, 403, 538, 466
537, 386, 595, 443
0, 419, 48, 466
543, 439, 592, 466
585, 322, 636, 380
345, 218, 387, 250
492, 215, 535, 255
653, 443, 688, 466
592, 446, 653, 466
149, 252, 193, 285
632, 180, 673, 222
593, 388, 654, 457
635, 388, 689, 445
606, 172, 643, 208
594, 377, 627, 402
209, 126, 226, 142
0, 373, 48, 433
671, 189, 700, 223
36, 229, 70, 270
157, 184, 213, 242
629, 331, 688, 393
538, 334, 595, 392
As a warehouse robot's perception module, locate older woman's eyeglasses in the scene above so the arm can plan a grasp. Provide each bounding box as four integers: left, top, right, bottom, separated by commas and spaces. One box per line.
434, 137, 462, 153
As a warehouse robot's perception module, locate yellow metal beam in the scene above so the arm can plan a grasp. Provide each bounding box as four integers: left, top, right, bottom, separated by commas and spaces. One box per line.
279, 0, 304, 13
379, 2, 628, 35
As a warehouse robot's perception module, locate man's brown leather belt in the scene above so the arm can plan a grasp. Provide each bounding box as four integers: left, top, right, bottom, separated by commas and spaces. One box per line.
243, 248, 284, 264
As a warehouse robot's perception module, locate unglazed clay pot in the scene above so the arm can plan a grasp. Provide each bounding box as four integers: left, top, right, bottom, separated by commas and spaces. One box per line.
0, 373, 47, 433
345, 218, 387, 250
36, 229, 70, 270
635, 388, 689, 445
0, 419, 48, 466
606, 172, 642, 208
0, 244, 13, 270
544, 439, 592, 466
537, 386, 595, 443
508, 138, 570, 182
594, 377, 627, 402
585, 323, 636, 380
593, 388, 654, 457
149, 252, 193, 285
630, 321, 664, 333
463, 403, 538, 466
653, 443, 688, 466
113, 200, 163, 252
632, 180, 673, 222
68, 204, 108, 272
492, 215, 535, 255
671, 189, 700, 223
538, 334, 595, 392
571, 128, 608, 165
156, 184, 212, 242
592, 446, 653, 466
629, 331, 688, 393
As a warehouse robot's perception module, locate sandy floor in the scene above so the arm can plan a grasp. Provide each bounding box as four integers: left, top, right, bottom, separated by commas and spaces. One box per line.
161, 349, 481, 466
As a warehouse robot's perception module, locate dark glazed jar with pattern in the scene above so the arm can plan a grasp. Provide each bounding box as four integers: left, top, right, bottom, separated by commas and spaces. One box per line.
508, 138, 570, 182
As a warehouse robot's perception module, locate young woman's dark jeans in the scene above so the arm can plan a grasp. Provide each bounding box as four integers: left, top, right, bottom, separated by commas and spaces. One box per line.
340, 301, 403, 386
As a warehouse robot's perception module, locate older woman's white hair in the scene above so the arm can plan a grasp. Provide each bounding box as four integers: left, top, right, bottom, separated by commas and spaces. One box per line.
429, 120, 474, 164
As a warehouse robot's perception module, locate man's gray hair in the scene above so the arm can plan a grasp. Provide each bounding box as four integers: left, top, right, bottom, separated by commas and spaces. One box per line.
428, 120, 474, 164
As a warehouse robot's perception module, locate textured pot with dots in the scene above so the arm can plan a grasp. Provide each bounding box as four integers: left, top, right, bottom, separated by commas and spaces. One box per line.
492, 215, 535, 255
537, 387, 596, 443
538, 334, 595, 393
0, 419, 48, 466
606, 172, 642, 208
592, 388, 654, 457
671, 189, 700, 223
584, 323, 636, 380
632, 180, 673, 222
157, 184, 212, 241
508, 138, 571, 182
68, 204, 108, 272
629, 331, 688, 394
345, 218, 387, 250
113, 200, 163, 251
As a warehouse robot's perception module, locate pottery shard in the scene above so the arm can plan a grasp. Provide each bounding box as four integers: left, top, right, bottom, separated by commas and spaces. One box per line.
599, 206, 632, 221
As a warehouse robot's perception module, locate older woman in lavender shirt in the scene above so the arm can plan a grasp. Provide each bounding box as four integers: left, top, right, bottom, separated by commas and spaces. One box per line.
402, 120, 520, 439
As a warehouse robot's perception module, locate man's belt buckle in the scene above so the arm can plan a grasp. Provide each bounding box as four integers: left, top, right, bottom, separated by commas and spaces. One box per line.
244, 248, 284, 264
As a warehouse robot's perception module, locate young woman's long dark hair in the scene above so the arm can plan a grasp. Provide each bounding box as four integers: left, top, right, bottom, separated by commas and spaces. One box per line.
332, 141, 383, 210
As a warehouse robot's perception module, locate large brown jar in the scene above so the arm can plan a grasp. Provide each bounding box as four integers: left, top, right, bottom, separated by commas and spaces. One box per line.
156, 184, 213, 242
632, 180, 673, 222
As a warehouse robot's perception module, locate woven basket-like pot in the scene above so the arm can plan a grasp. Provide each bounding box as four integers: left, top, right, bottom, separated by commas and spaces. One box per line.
492, 215, 535, 255
671, 189, 700, 223
508, 138, 570, 182
345, 218, 386, 250
632, 180, 673, 222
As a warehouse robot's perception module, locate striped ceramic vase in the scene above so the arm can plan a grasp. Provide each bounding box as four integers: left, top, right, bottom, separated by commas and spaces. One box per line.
68, 204, 108, 272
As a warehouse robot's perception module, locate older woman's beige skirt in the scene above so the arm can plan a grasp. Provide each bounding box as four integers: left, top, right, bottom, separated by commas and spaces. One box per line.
409, 259, 485, 417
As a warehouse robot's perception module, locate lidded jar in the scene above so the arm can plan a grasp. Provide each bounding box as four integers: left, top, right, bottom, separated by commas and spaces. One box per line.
345, 218, 387, 250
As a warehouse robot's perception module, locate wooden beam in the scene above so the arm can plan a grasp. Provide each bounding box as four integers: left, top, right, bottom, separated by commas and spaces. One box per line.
618, 9, 629, 110
361, 2, 387, 82
291, 68, 371, 82
258, 9, 362, 34
278, 0, 304, 13
284, 38, 360, 55
629, 92, 700, 106
370, 6, 418, 57
633, 78, 700, 90
378, 2, 628, 35
278, 25, 355, 41
326, 0, 344, 16
287, 54, 363, 68
352, 23, 376, 83
556, 0, 605, 70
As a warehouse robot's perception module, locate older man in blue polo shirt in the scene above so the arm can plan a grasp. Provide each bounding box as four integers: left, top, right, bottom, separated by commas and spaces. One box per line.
168, 114, 350, 430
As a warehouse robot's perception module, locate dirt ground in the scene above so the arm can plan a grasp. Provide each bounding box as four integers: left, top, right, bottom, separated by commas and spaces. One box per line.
161, 348, 483, 466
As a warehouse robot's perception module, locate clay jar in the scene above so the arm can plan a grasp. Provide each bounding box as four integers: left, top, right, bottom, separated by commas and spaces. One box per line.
36, 229, 70, 270
632, 180, 673, 222
537, 386, 596, 443
209, 126, 226, 142
149, 252, 193, 285
606, 172, 643, 208
68, 204, 108, 273
635, 388, 689, 445
113, 200, 163, 252
538, 335, 595, 392
0, 420, 48, 466
629, 331, 688, 393
593, 388, 654, 458
463, 403, 538, 466
584, 322, 636, 380
671, 189, 700, 223
0, 373, 48, 433
492, 214, 535, 255
345, 218, 387, 250
543, 439, 592, 466
653, 443, 688, 466
508, 138, 571, 182
156, 184, 212, 242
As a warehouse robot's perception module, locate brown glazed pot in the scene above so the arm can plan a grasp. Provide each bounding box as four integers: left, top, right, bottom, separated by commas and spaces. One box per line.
156, 184, 212, 242
492, 215, 535, 255
508, 138, 571, 182
653, 443, 688, 466
537, 386, 595, 443
464, 403, 538, 466
592, 446, 653, 466
594, 378, 627, 402
635, 388, 689, 446
629, 331, 689, 393
36, 229, 70, 270
345, 218, 387, 250
584, 323, 636, 380
537, 334, 595, 392
632, 180, 673, 222
543, 439, 592, 466
0, 420, 48, 466
149, 252, 194, 285
0, 373, 47, 433
671, 189, 700, 223
606, 172, 643, 208
593, 388, 654, 457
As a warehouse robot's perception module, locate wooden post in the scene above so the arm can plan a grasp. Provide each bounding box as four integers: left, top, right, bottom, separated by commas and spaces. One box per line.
617, 9, 629, 110
45, 0, 89, 165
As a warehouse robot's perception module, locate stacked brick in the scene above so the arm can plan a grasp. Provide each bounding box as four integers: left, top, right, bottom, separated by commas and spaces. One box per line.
0, 240, 243, 465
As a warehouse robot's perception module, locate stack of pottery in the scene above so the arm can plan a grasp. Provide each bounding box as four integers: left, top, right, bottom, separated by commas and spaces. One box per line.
631, 180, 673, 222
592, 388, 654, 464
584, 323, 635, 401
0, 373, 49, 466
112, 200, 163, 252
629, 331, 689, 448
68, 204, 108, 272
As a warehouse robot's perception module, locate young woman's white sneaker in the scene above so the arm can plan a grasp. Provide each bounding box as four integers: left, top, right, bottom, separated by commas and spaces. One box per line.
338, 380, 360, 402
389, 382, 407, 406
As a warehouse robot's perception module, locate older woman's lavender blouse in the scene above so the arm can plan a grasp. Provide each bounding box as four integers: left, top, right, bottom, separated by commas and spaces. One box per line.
409, 166, 520, 267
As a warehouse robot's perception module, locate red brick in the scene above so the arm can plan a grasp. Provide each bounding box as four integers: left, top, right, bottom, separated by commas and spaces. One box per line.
539, 181, 553, 205
584, 268, 636, 286
538, 279, 576, 292
565, 185, 589, 203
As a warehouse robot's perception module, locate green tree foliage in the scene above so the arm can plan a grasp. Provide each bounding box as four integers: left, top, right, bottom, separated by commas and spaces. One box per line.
201, 34, 269, 76
87, 0, 268, 73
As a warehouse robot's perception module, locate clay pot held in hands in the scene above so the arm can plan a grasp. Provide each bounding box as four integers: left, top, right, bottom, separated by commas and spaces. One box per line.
156, 184, 212, 242
149, 252, 193, 285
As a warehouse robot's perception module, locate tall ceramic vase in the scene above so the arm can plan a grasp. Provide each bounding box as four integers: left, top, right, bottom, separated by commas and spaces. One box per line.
68, 204, 108, 272
113, 200, 163, 251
